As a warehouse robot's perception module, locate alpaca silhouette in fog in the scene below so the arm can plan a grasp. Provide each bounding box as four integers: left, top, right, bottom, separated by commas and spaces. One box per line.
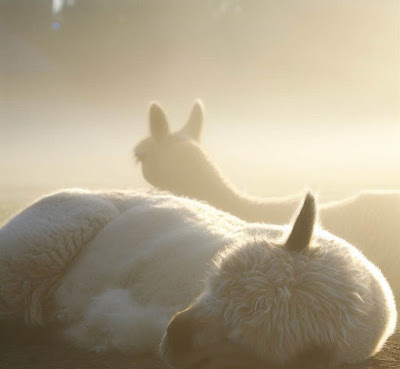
0, 189, 396, 367
134, 101, 400, 302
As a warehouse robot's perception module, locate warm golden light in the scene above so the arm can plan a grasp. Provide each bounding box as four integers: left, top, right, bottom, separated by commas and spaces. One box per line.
0, 2, 399, 367
1, 0, 399, 215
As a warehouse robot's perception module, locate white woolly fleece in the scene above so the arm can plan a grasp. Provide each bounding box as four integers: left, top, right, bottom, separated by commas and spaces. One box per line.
0, 189, 396, 366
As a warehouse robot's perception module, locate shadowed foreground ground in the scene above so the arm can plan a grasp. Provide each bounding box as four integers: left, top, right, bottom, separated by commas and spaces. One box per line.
0, 325, 398, 369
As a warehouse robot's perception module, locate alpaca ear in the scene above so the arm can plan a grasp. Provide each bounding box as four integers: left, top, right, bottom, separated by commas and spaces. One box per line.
285, 192, 316, 252
181, 99, 204, 141
149, 102, 170, 141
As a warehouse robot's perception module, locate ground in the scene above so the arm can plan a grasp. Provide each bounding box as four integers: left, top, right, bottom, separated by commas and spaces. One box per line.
0, 332, 399, 369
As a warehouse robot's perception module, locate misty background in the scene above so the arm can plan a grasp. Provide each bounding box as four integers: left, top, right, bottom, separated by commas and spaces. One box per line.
1, 0, 399, 222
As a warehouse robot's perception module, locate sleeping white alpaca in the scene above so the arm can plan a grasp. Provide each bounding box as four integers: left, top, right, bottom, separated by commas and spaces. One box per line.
134, 101, 400, 302
0, 189, 397, 367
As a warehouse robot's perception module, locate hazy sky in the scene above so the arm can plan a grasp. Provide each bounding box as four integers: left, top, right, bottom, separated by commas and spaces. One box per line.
1, 0, 399, 202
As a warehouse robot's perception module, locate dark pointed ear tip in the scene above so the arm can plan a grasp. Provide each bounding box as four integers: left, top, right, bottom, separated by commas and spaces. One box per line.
304, 191, 316, 208
285, 190, 317, 252
302, 191, 318, 220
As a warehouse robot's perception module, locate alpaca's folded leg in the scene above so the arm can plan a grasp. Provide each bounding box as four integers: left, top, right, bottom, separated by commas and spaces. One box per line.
62, 289, 174, 353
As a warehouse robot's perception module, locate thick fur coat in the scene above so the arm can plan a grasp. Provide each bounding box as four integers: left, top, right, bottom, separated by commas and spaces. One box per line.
0, 189, 396, 368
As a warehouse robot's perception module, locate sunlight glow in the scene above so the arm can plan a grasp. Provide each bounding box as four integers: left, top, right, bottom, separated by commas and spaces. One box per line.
52, 0, 65, 14
52, 0, 75, 15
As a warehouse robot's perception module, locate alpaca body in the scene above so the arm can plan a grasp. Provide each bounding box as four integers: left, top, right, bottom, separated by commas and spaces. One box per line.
54, 190, 246, 352
134, 101, 400, 302
0, 189, 247, 352
0, 189, 397, 366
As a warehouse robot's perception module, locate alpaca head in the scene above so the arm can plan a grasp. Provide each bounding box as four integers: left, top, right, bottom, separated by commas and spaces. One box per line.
134, 101, 220, 199
160, 192, 396, 367
160, 194, 337, 368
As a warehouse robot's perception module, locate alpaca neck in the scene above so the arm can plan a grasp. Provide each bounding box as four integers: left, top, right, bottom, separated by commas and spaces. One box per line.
189, 149, 300, 225
224, 186, 300, 225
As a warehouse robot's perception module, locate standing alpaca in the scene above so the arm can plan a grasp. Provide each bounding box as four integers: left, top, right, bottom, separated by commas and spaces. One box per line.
134, 101, 400, 302
0, 189, 396, 367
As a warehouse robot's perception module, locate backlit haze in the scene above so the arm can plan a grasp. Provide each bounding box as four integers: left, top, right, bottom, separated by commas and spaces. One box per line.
1, 0, 399, 221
